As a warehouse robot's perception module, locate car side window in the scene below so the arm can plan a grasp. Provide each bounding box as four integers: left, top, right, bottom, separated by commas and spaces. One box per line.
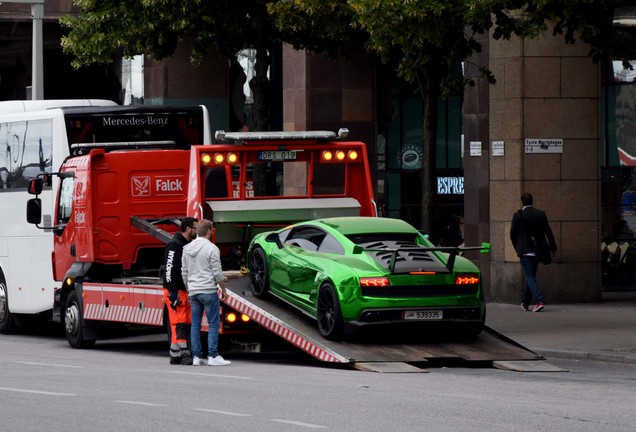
317, 234, 345, 255
285, 227, 326, 252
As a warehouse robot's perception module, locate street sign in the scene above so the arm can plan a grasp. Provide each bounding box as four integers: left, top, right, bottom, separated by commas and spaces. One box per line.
524, 139, 563, 154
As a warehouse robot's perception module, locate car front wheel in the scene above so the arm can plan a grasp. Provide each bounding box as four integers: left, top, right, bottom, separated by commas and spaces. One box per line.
317, 283, 343, 340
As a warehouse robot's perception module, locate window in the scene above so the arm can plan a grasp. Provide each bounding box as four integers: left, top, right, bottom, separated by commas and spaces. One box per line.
58, 177, 74, 224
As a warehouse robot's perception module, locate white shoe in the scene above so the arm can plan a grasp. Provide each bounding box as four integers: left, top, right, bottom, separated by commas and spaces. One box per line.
208, 355, 231, 366
192, 356, 207, 366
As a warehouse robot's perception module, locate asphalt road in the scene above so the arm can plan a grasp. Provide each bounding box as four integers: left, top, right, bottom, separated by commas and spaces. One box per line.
1, 329, 636, 432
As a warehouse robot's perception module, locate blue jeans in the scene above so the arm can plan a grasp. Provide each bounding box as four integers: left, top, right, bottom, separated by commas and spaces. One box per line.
189, 292, 221, 359
520, 255, 543, 305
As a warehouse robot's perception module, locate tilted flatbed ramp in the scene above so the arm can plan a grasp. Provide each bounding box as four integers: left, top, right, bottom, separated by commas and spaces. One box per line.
223, 274, 552, 371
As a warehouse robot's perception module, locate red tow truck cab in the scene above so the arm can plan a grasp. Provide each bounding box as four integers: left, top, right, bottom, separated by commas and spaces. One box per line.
53, 147, 190, 281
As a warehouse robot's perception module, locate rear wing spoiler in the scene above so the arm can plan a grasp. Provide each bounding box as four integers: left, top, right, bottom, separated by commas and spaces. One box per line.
353, 243, 492, 273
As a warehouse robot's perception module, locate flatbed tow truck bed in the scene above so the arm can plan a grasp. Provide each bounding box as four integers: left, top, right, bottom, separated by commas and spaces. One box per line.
222, 273, 561, 373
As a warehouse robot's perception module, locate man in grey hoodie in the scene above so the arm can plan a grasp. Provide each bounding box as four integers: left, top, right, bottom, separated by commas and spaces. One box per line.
181, 218, 231, 366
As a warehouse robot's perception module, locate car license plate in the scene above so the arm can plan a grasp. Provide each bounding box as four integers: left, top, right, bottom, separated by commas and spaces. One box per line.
403, 310, 443, 320
258, 150, 297, 160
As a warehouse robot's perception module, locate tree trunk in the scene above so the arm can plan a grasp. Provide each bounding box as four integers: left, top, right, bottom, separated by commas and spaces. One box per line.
249, 45, 271, 132
419, 68, 440, 238
249, 45, 271, 196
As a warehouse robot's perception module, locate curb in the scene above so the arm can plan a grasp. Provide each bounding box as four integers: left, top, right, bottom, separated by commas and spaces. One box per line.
532, 348, 636, 366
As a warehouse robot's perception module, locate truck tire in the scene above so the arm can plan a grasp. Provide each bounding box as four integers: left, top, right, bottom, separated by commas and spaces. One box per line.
64, 290, 95, 349
249, 247, 270, 298
0, 273, 16, 334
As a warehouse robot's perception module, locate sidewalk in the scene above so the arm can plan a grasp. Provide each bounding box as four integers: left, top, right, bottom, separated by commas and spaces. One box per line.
485, 290, 636, 365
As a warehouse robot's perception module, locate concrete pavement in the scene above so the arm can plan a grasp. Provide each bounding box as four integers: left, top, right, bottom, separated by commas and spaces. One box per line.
485, 290, 636, 365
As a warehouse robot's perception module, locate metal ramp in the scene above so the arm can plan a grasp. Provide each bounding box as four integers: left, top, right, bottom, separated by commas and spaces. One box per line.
223, 274, 561, 372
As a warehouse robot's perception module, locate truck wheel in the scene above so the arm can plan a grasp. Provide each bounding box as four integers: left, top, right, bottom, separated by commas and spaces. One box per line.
0, 273, 17, 334
317, 283, 343, 340
249, 247, 270, 298
64, 291, 95, 349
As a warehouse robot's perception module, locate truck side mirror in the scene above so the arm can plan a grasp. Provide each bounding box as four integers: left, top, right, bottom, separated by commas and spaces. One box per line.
26, 198, 42, 224
28, 178, 43, 195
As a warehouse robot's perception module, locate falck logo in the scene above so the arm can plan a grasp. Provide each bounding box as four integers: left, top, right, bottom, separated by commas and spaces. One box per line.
131, 176, 151, 197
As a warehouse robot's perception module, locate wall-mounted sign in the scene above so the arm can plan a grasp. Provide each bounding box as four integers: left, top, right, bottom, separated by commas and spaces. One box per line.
398, 145, 423, 169
470, 141, 482, 156
524, 139, 563, 154
492, 140, 504, 156
437, 176, 464, 195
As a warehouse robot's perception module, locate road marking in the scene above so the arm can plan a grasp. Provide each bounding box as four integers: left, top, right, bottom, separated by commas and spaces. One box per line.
194, 409, 253, 417
271, 419, 329, 429
18, 361, 83, 368
163, 370, 253, 380
0, 387, 75, 397
115, 401, 167, 407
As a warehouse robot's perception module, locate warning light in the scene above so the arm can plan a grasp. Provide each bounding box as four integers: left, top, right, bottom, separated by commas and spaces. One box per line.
335, 150, 346, 161
227, 152, 238, 164
322, 151, 334, 161
64, 277, 73, 286
201, 153, 212, 166
241, 314, 250, 323
214, 153, 225, 164
226, 312, 237, 323
348, 150, 358, 161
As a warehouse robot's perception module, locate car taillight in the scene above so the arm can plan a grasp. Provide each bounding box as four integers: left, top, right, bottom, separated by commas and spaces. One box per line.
456, 275, 479, 284
360, 277, 390, 287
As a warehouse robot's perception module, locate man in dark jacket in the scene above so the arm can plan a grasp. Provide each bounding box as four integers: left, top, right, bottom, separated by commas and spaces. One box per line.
510, 193, 557, 312
164, 217, 197, 364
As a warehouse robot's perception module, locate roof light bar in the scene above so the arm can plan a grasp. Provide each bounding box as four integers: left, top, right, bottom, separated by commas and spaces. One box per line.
215, 130, 344, 142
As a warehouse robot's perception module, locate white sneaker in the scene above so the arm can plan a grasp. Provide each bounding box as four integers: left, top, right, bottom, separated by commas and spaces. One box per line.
208, 355, 231, 366
192, 356, 207, 366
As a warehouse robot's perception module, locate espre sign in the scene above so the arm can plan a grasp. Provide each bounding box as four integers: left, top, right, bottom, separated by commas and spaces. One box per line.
437, 176, 464, 195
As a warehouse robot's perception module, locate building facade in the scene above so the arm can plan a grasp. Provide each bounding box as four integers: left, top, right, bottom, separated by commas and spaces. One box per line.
3, 3, 633, 302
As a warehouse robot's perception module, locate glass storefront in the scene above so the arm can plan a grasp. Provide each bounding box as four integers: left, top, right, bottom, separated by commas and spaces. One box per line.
377, 73, 464, 245
601, 61, 636, 289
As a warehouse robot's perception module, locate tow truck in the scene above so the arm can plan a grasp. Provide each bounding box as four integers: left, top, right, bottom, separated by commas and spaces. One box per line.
25, 130, 550, 372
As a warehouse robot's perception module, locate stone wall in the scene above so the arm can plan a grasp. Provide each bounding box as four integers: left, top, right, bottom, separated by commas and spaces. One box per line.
488, 32, 601, 303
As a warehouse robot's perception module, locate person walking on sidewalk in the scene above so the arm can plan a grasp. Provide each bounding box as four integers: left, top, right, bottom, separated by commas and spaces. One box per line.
181, 219, 231, 366
163, 217, 197, 365
510, 192, 557, 312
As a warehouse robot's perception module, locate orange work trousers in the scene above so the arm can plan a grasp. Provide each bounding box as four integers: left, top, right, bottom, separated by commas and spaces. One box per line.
164, 289, 191, 345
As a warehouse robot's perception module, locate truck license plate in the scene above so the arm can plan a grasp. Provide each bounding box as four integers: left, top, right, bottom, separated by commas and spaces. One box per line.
403, 310, 443, 320
259, 150, 297, 160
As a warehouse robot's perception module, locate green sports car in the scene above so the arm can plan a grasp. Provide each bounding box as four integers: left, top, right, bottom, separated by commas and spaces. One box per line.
247, 216, 489, 340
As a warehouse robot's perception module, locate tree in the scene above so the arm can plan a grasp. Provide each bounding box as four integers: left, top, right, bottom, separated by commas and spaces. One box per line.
61, 0, 348, 133
271, 0, 636, 235
270, 0, 545, 234
62, 0, 636, 234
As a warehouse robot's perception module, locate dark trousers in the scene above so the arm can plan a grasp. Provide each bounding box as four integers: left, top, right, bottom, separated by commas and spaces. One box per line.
520, 255, 543, 305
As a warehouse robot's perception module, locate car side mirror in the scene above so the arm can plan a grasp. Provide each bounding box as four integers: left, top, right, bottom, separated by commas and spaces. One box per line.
265, 232, 283, 249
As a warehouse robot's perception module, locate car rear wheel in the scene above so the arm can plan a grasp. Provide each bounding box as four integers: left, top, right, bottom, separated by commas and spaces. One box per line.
317, 283, 343, 340
249, 247, 269, 298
